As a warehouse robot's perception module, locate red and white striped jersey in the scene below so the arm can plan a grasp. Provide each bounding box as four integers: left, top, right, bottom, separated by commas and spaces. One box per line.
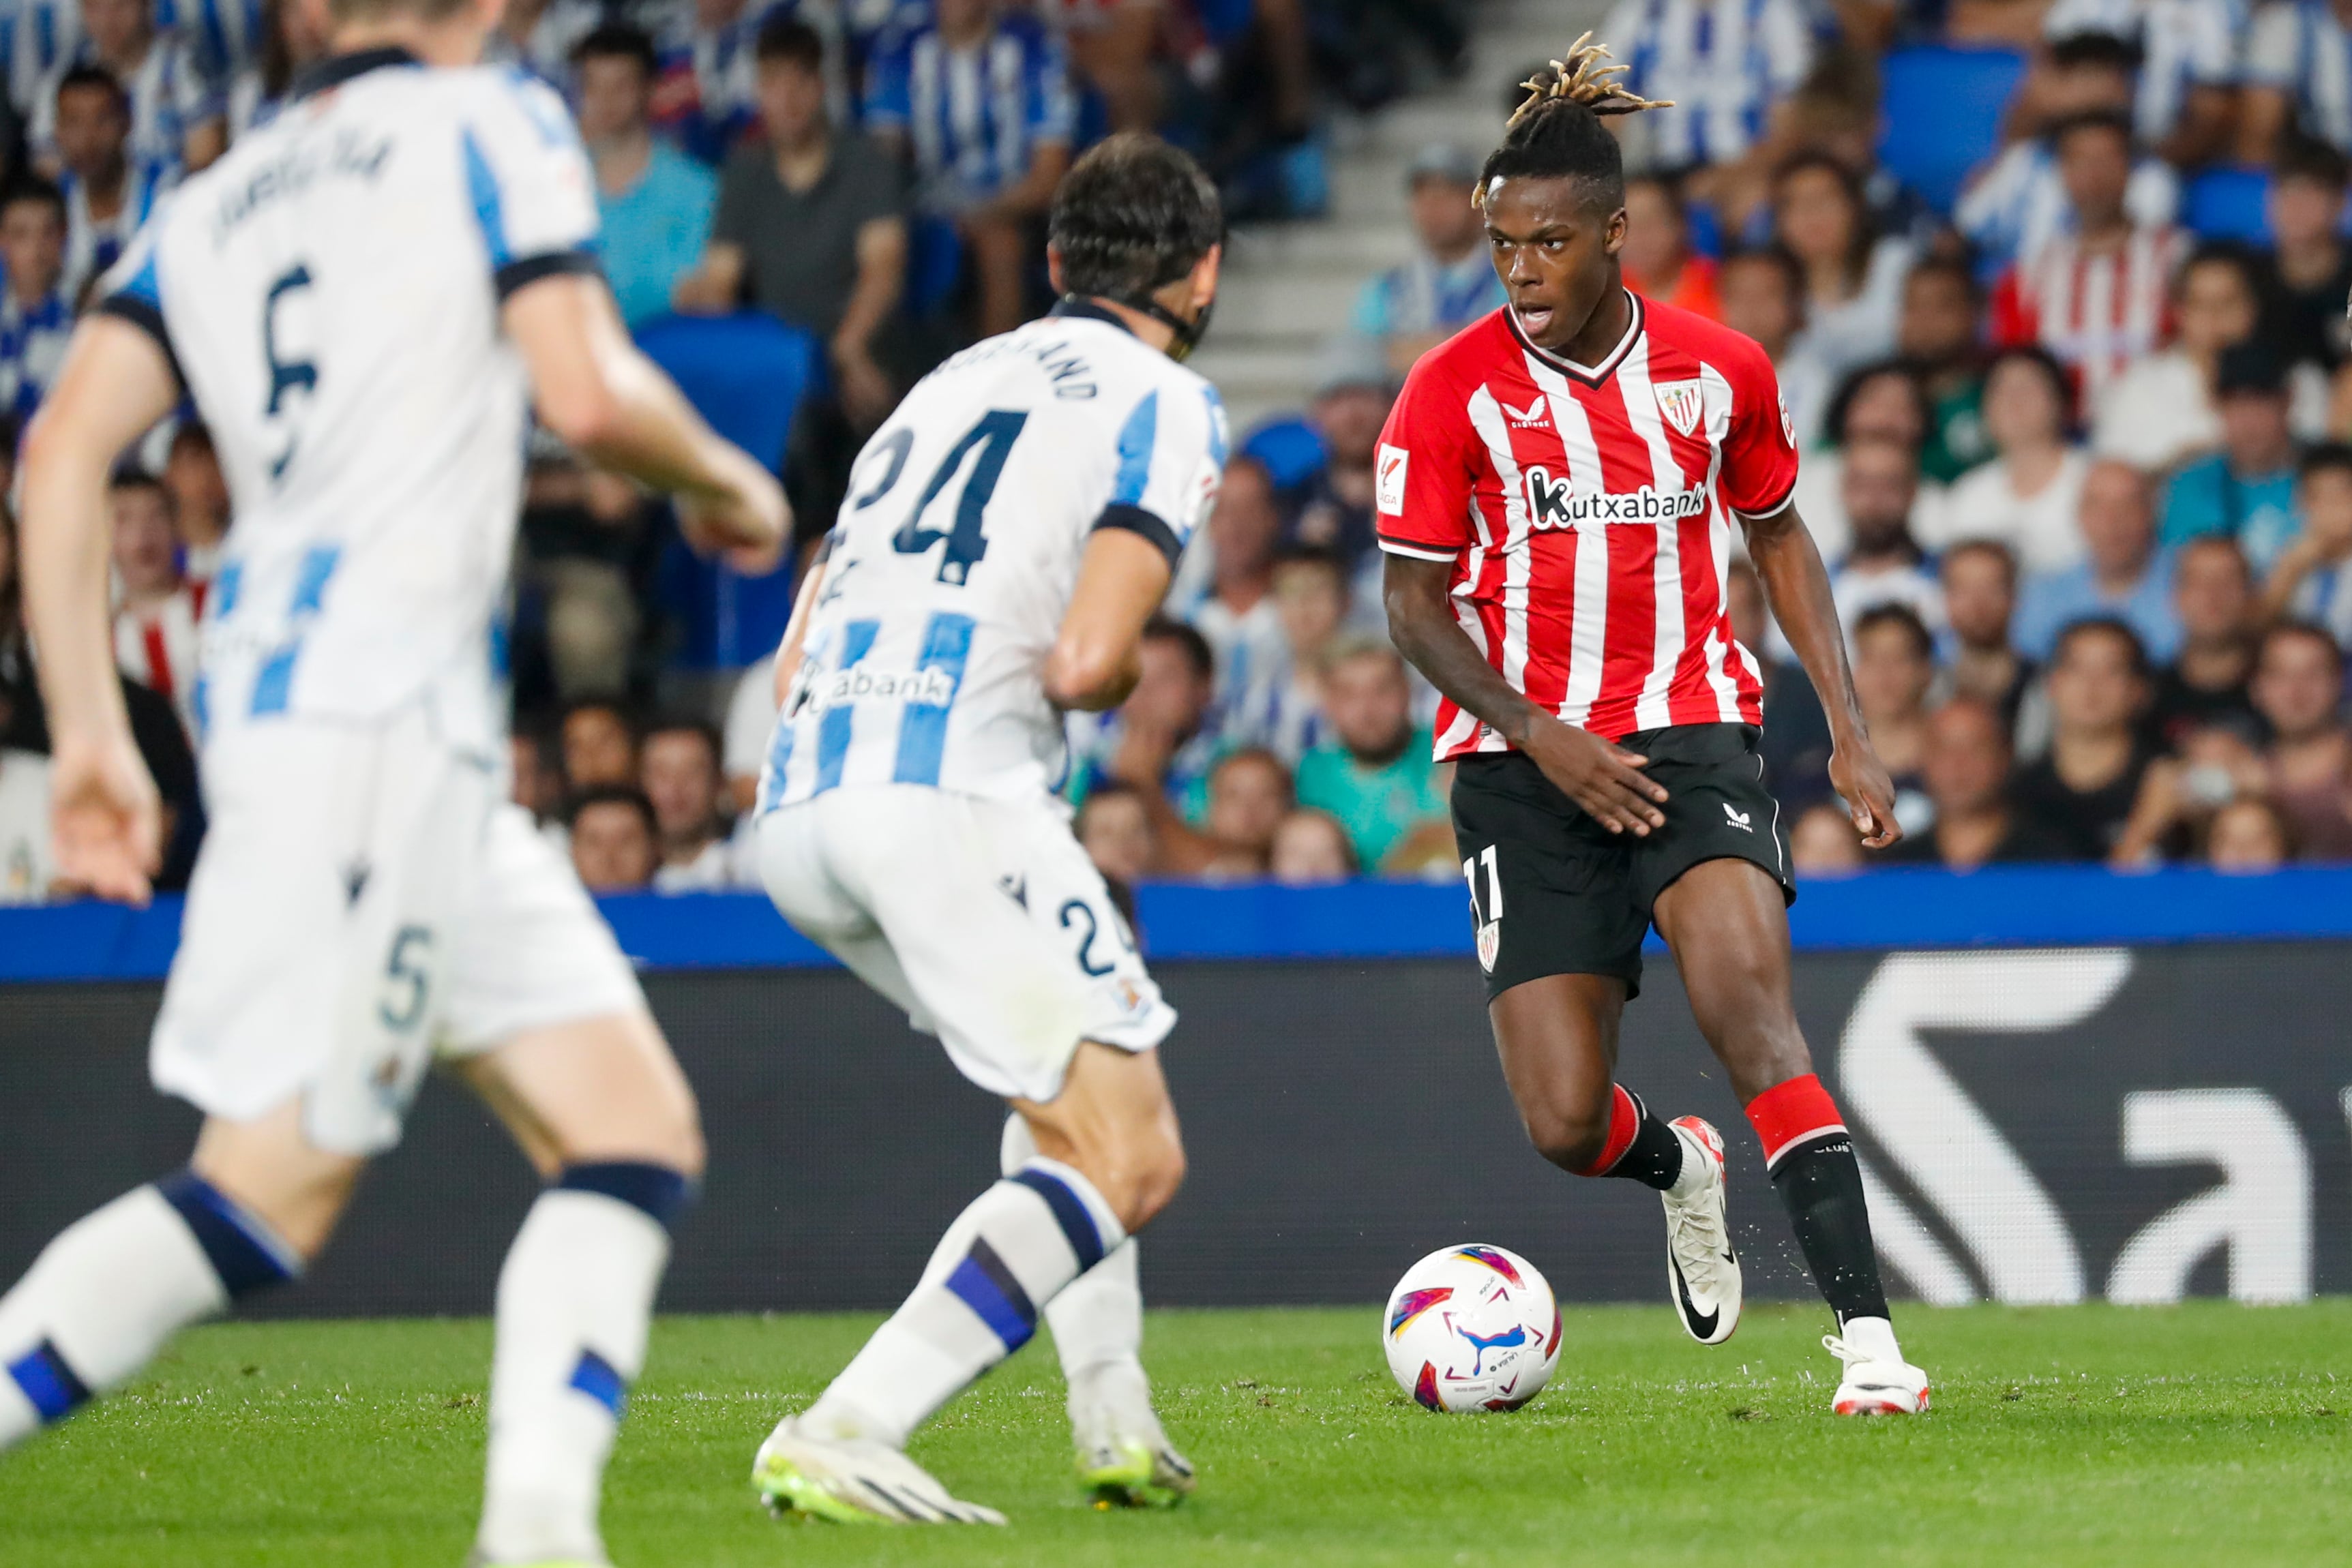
1375, 292, 1795, 760
1989, 224, 2184, 414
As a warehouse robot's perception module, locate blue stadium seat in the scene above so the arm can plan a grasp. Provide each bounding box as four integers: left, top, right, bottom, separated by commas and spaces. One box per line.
634, 312, 824, 668
2184, 167, 2273, 243
1242, 414, 1329, 490
1875, 46, 2029, 215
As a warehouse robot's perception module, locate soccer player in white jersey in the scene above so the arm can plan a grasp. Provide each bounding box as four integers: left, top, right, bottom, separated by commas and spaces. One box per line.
745, 132, 1225, 1525
0, 0, 788, 1562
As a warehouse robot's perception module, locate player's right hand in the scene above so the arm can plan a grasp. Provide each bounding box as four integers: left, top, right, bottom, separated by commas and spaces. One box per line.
679, 462, 792, 576
48, 729, 163, 906
1521, 714, 1668, 836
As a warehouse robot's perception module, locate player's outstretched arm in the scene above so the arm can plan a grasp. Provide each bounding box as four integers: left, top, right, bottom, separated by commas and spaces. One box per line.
1384, 552, 1669, 836
18, 316, 181, 903
1743, 502, 1901, 849
505, 275, 791, 574
1044, 529, 1173, 712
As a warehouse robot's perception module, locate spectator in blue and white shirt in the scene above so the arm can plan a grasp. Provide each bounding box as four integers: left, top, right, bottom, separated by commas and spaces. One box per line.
29, 0, 221, 179
1598, 0, 1814, 172
865, 0, 1074, 336
2042, 0, 2244, 167
154, 0, 258, 107
2244, 1, 2352, 162
51, 65, 166, 305
1955, 30, 2179, 273
482, 0, 604, 91
654, 0, 846, 166
0, 179, 73, 425
0, 0, 80, 124
1347, 142, 1506, 378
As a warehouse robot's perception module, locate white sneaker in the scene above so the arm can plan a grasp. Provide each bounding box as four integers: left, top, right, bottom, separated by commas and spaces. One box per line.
751, 1416, 1007, 1525
1823, 1318, 1931, 1415
1661, 1116, 1742, 1346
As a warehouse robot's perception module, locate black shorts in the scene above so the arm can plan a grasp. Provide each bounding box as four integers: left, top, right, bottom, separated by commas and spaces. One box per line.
1449, 723, 1795, 1002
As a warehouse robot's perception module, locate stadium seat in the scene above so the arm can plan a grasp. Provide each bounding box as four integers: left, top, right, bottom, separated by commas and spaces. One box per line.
1875, 46, 2029, 215
634, 312, 824, 667
2184, 167, 2273, 243
1242, 414, 1329, 491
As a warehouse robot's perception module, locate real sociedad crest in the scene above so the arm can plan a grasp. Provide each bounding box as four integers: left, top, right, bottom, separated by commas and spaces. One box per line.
1653, 378, 1704, 437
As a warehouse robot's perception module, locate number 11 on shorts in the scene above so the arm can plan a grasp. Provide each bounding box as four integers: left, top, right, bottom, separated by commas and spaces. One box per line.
1462, 845, 1502, 974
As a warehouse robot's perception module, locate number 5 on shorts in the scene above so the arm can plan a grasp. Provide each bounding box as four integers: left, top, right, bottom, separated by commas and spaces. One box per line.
378, 924, 436, 1033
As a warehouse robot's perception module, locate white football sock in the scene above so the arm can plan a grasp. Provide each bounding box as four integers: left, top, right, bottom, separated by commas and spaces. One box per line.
0, 1178, 297, 1451
1000, 1116, 1155, 1442
1836, 1314, 1905, 1364
801, 1157, 1125, 1451
475, 1182, 674, 1566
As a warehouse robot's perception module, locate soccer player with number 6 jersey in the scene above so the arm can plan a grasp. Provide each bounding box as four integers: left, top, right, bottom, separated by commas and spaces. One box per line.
1377, 37, 1931, 1414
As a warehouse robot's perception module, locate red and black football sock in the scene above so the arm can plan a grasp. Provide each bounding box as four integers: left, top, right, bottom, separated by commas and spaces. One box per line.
1746, 1074, 1889, 1323
1570, 1085, 1686, 1192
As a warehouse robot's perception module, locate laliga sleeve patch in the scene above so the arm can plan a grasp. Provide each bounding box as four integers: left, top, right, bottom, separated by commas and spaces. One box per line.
1377, 443, 1410, 515
1777, 389, 1796, 449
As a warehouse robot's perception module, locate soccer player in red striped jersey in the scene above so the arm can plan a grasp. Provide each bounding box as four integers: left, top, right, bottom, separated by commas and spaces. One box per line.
1378, 38, 1929, 1415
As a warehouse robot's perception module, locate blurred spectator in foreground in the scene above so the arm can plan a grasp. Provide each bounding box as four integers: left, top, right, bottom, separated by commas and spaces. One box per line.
2161, 344, 2302, 570
1772, 154, 1909, 381
576, 25, 714, 330
162, 424, 229, 584
1077, 782, 1157, 886
1199, 748, 1293, 880
1939, 540, 2034, 732
1718, 245, 1833, 449
2263, 137, 2352, 378
2261, 442, 2352, 644
1881, 697, 2072, 868
1849, 605, 1935, 835
642, 717, 734, 891
1620, 174, 1719, 322
511, 729, 565, 836
2040, 0, 2237, 168
1350, 142, 1503, 378
2251, 620, 2352, 860
2111, 723, 2270, 866
1269, 807, 1356, 884
2094, 245, 2263, 473
2014, 460, 2182, 663
1931, 346, 2087, 575
2153, 535, 2263, 751
1821, 434, 1944, 640
1990, 110, 2183, 417
108, 471, 203, 736
864, 0, 1074, 338
0, 739, 53, 902
1788, 800, 1864, 877
1789, 361, 1941, 564
228, 0, 332, 136
30, 0, 222, 178
2244, 0, 2352, 164
516, 463, 651, 703
0, 179, 73, 423
1295, 639, 1448, 875
569, 785, 660, 893
2014, 617, 2155, 860
1290, 357, 1393, 571
1898, 257, 1991, 484
1601, 0, 1813, 174
1073, 617, 1221, 822
1193, 456, 1289, 744
2207, 796, 2295, 873
677, 19, 907, 432
53, 65, 162, 305
562, 698, 640, 794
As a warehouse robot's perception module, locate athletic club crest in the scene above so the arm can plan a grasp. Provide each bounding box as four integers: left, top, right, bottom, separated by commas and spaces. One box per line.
1476, 919, 1502, 973
1652, 378, 1704, 437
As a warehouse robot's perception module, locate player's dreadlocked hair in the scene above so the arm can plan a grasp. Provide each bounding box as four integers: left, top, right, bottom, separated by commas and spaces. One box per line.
1477, 34, 1672, 212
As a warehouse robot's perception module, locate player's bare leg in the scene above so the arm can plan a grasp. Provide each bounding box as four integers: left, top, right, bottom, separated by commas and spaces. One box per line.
1488, 972, 1742, 1344
756, 1042, 1185, 1524
1653, 858, 1929, 1414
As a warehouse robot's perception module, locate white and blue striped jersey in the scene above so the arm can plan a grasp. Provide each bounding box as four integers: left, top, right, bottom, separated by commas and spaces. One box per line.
93, 48, 601, 755
863, 10, 1075, 211
2044, 0, 2244, 145
61, 158, 170, 305
1599, 0, 1813, 170
2249, 1, 2352, 152
1954, 138, 2181, 271
0, 0, 78, 117
760, 300, 1227, 810
30, 30, 218, 180
156, 0, 261, 97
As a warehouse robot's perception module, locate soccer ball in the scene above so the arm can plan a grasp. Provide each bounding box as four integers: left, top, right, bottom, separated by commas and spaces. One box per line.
1382, 1243, 1561, 1413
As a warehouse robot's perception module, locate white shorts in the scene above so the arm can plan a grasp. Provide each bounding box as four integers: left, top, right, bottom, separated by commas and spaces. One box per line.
152, 708, 646, 1156
756, 785, 1176, 1102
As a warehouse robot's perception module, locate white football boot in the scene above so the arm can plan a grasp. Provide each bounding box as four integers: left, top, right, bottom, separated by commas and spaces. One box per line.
752, 1416, 1007, 1524
1069, 1360, 1196, 1508
1823, 1316, 1931, 1415
1661, 1117, 1743, 1345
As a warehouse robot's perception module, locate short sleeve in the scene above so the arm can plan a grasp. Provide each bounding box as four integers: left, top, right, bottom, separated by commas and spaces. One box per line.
93, 214, 185, 391
848, 138, 908, 225
709, 147, 761, 247
1090, 380, 1228, 569
1758, 0, 1813, 95
1716, 342, 1799, 522
2244, 5, 2300, 87
462, 74, 602, 300
1373, 356, 1479, 561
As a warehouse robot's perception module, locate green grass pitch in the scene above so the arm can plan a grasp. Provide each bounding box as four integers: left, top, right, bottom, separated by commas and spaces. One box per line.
3, 1301, 2348, 1565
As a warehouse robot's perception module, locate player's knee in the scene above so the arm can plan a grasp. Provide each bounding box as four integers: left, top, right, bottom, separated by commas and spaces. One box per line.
1069, 1119, 1185, 1233
1521, 1102, 1610, 1175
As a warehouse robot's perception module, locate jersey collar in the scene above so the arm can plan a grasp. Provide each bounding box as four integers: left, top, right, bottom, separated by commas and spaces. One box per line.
289, 46, 421, 102
1047, 297, 1137, 337
1507, 289, 1646, 386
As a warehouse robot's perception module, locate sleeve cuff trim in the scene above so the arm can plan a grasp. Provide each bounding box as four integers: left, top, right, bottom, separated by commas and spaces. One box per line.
1377, 536, 1460, 562
93, 295, 186, 393
1091, 502, 1182, 569
494, 248, 603, 301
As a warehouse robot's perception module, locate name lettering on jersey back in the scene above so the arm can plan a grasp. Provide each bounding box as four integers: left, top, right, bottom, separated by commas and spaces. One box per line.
935, 333, 1100, 399
212, 128, 396, 243
1521, 466, 1708, 528
805, 664, 959, 711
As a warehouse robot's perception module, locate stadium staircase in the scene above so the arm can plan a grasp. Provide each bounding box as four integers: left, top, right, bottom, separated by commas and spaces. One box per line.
1193, 0, 1607, 433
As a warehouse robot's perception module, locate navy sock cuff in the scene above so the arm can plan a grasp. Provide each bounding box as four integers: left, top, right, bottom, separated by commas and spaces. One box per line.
155, 1171, 301, 1299
556, 1162, 695, 1233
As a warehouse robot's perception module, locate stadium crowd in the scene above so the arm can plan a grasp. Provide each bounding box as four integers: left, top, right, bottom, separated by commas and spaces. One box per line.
9, 0, 2352, 900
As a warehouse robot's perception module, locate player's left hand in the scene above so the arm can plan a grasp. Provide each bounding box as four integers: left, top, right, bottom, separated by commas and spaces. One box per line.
49, 729, 164, 906
1829, 737, 1902, 851
679, 464, 792, 577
